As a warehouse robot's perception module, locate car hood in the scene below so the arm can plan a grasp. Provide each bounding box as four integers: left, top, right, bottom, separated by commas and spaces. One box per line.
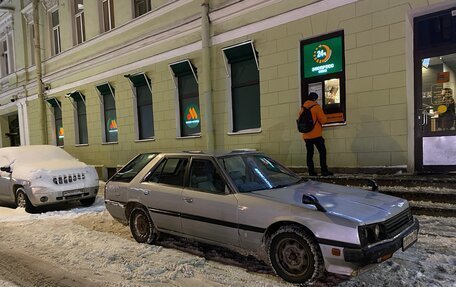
11, 159, 89, 180
248, 180, 409, 224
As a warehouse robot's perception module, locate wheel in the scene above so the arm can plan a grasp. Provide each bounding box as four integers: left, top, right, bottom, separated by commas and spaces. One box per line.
80, 197, 96, 207
129, 207, 158, 244
16, 188, 36, 213
268, 226, 324, 284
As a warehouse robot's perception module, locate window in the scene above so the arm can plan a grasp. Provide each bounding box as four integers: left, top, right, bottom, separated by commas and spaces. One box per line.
1, 39, 8, 75
134, 0, 151, 18
74, 0, 86, 44
46, 98, 64, 146
29, 24, 35, 66
189, 159, 225, 194
300, 30, 346, 124
68, 91, 88, 145
127, 74, 154, 140
145, 158, 188, 186
50, 9, 61, 55
170, 60, 200, 137
110, 153, 157, 182
223, 42, 261, 132
96, 83, 117, 143
101, 0, 115, 32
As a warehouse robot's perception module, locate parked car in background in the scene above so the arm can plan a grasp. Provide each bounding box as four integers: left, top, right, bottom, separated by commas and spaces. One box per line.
0, 145, 99, 212
105, 150, 419, 284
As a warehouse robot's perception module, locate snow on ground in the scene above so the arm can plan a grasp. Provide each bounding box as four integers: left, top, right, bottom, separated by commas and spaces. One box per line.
0, 199, 455, 287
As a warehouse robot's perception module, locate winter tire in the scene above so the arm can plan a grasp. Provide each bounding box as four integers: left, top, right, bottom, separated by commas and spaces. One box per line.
129, 207, 158, 244
16, 188, 36, 213
268, 226, 324, 284
80, 197, 96, 207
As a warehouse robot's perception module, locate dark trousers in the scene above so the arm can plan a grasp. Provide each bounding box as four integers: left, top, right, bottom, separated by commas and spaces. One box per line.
304, 136, 328, 173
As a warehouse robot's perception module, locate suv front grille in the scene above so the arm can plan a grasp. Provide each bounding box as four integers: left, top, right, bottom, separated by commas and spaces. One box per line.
382, 208, 413, 239
52, 173, 85, 185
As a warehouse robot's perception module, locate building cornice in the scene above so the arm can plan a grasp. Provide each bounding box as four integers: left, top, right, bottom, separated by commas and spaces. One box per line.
21, 2, 33, 25
0, 11, 12, 37
42, 0, 58, 12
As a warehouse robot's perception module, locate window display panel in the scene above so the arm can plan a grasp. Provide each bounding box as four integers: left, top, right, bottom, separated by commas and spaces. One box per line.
300, 30, 346, 125
421, 54, 456, 133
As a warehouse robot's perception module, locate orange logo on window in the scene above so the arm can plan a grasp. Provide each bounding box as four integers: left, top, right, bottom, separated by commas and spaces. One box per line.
186, 107, 198, 120
109, 119, 117, 129
59, 127, 64, 136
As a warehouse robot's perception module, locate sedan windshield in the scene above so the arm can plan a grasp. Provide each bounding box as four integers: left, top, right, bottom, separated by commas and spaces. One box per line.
219, 154, 302, 192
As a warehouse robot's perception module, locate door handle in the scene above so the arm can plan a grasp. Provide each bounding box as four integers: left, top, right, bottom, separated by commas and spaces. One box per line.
183, 197, 193, 203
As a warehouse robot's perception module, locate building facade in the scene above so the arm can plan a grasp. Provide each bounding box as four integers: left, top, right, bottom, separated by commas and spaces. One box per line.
0, 0, 455, 178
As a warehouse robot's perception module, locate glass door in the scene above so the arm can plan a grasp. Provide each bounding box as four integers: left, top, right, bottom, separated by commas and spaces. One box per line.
414, 7, 456, 172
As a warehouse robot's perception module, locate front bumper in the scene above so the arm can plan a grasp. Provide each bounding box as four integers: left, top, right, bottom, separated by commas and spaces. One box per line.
26, 186, 99, 206
344, 217, 419, 266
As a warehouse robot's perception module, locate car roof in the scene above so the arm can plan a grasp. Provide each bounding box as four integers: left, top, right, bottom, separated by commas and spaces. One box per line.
148, 149, 261, 158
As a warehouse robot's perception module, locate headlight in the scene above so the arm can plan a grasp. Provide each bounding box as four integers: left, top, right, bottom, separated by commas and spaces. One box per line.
31, 186, 48, 194
359, 224, 384, 246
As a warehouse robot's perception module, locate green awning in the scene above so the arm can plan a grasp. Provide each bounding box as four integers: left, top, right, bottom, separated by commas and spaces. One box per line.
223, 41, 256, 64
128, 73, 150, 87
67, 90, 85, 102
170, 60, 196, 77
46, 98, 61, 108
96, 83, 115, 96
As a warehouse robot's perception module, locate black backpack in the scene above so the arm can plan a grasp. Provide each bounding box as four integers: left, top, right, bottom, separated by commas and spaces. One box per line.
296, 105, 316, 133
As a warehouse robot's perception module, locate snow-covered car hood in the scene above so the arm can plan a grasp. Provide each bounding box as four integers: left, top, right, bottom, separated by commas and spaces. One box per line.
12, 159, 88, 180
249, 180, 408, 224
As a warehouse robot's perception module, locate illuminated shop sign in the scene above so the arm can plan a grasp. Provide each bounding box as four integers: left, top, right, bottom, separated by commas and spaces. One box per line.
184, 104, 200, 128
303, 35, 343, 78
58, 127, 64, 139
107, 118, 118, 133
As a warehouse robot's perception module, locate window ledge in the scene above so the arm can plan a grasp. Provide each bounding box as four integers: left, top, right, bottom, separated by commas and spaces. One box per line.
102, 141, 118, 145
323, 122, 347, 127
75, 144, 89, 147
134, 138, 156, 143
227, 128, 262, 136
176, 135, 201, 139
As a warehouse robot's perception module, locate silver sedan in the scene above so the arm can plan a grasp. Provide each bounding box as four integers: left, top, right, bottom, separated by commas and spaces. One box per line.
104, 151, 419, 284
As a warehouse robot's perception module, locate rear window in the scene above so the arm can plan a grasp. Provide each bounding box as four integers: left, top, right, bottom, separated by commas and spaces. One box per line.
110, 153, 157, 182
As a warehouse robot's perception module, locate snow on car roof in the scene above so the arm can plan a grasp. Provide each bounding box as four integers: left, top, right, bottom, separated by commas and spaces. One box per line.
0, 145, 75, 166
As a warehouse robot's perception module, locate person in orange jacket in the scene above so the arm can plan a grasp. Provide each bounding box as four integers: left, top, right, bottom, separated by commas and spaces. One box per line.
298, 92, 333, 176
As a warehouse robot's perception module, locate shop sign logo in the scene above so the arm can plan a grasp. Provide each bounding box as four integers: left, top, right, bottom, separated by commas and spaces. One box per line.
313, 44, 332, 63
107, 118, 118, 133
58, 127, 64, 139
312, 44, 335, 74
185, 105, 200, 129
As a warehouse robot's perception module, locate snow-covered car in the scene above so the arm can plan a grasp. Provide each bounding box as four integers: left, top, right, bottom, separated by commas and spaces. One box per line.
104, 151, 419, 284
0, 145, 99, 212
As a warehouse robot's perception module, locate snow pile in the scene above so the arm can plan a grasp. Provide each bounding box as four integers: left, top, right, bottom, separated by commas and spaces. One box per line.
0, 202, 454, 286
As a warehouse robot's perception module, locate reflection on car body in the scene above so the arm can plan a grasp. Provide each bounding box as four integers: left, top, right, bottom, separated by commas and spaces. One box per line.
0, 145, 99, 212
104, 150, 419, 284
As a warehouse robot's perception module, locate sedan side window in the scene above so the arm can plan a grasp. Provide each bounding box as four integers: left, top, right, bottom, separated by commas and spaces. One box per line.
145, 158, 188, 187
189, 159, 225, 194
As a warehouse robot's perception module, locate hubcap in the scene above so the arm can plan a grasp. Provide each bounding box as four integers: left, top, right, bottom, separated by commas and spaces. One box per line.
276, 238, 309, 276
134, 213, 149, 239
17, 192, 26, 208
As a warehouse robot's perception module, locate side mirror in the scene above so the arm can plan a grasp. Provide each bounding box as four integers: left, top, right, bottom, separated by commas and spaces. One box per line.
0, 166, 11, 173
366, 179, 378, 191
302, 194, 326, 212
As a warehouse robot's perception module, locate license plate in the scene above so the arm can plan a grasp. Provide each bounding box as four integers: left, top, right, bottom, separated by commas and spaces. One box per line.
402, 229, 418, 251
63, 190, 82, 196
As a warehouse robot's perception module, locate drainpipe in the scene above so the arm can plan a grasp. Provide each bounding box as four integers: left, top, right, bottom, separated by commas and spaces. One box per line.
33, 0, 47, 144
201, 0, 214, 152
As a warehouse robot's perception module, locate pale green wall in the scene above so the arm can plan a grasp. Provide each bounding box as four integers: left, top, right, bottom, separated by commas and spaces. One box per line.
0, 0, 450, 171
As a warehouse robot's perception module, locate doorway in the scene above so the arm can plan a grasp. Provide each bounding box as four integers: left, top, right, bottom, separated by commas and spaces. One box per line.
414, 7, 456, 172
6, 114, 20, 147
